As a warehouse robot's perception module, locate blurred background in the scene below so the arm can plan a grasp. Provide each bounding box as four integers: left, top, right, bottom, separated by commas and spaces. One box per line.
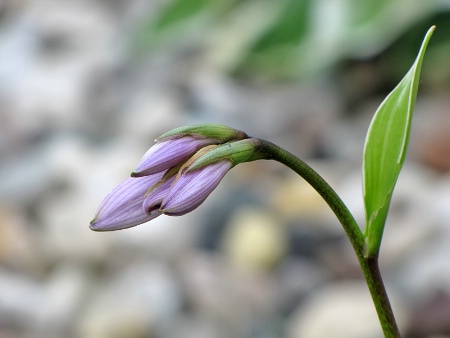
0, 0, 449, 337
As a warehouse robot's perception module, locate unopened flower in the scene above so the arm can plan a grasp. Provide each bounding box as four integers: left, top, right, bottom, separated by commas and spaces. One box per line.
161, 160, 233, 216
132, 124, 248, 177
90, 174, 164, 231
131, 136, 215, 177
141, 139, 262, 217
90, 125, 262, 232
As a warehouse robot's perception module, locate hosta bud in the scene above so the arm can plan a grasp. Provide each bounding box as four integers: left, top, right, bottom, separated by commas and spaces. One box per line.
90, 174, 164, 231
91, 125, 259, 231
131, 124, 248, 177
161, 160, 233, 216
131, 136, 214, 177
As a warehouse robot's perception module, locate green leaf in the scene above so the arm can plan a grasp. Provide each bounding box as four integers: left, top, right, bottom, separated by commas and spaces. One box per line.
363, 26, 435, 258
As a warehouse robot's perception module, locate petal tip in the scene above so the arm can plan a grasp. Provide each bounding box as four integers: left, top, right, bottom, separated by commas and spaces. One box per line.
89, 222, 104, 232
89, 218, 104, 231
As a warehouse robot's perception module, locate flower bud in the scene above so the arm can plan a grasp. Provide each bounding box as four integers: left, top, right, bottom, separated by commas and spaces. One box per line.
90, 125, 257, 232
90, 174, 163, 231
131, 136, 215, 177
160, 160, 233, 216
131, 124, 248, 177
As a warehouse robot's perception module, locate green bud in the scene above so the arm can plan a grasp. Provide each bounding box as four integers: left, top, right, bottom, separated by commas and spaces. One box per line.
187, 138, 263, 172
156, 124, 248, 143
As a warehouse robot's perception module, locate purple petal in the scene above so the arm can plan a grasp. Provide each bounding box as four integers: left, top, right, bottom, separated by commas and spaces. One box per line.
132, 136, 216, 177
90, 173, 163, 231
143, 175, 176, 213
161, 160, 232, 216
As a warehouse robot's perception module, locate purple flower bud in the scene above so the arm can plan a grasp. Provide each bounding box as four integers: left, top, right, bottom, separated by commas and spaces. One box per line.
161, 160, 233, 216
131, 136, 216, 177
90, 174, 164, 231
90, 125, 257, 232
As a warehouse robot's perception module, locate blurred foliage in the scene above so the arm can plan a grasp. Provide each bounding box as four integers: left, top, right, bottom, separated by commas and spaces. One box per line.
153, 0, 212, 29
133, 0, 450, 84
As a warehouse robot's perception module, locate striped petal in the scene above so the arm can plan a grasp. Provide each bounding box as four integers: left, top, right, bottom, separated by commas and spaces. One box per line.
161, 161, 232, 216
131, 137, 216, 177
90, 174, 163, 231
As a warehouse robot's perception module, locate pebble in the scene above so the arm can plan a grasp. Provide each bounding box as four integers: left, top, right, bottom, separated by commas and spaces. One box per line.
77, 261, 182, 338
286, 281, 407, 338
221, 206, 287, 272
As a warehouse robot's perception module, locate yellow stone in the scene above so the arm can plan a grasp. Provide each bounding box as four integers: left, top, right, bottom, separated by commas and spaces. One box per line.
221, 207, 286, 272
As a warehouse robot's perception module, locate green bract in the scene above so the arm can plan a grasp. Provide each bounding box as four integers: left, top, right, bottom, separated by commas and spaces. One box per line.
187, 138, 262, 171
156, 124, 248, 142
363, 26, 435, 258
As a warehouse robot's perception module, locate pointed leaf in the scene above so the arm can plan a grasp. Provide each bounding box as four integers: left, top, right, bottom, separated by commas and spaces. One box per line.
363, 26, 435, 258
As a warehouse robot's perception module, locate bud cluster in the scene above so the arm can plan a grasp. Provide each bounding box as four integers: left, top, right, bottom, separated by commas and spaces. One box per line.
90, 124, 261, 231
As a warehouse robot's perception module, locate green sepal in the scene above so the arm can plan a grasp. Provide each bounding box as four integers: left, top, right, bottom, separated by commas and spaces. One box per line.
156, 124, 248, 142
187, 138, 262, 171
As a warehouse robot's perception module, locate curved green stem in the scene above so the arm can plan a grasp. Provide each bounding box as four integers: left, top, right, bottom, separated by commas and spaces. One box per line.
257, 139, 400, 337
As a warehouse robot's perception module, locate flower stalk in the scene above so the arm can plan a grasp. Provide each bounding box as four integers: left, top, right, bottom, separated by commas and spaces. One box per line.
257, 138, 400, 338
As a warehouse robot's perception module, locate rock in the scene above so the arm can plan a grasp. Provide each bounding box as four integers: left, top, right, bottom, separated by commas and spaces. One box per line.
178, 251, 279, 338
163, 314, 226, 338
0, 204, 38, 272
270, 175, 334, 224
407, 290, 450, 337
275, 258, 331, 314
0, 0, 118, 145
413, 97, 450, 172
221, 206, 287, 272
0, 264, 88, 337
286, 281, 407, 338
78, 261, 182, 338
